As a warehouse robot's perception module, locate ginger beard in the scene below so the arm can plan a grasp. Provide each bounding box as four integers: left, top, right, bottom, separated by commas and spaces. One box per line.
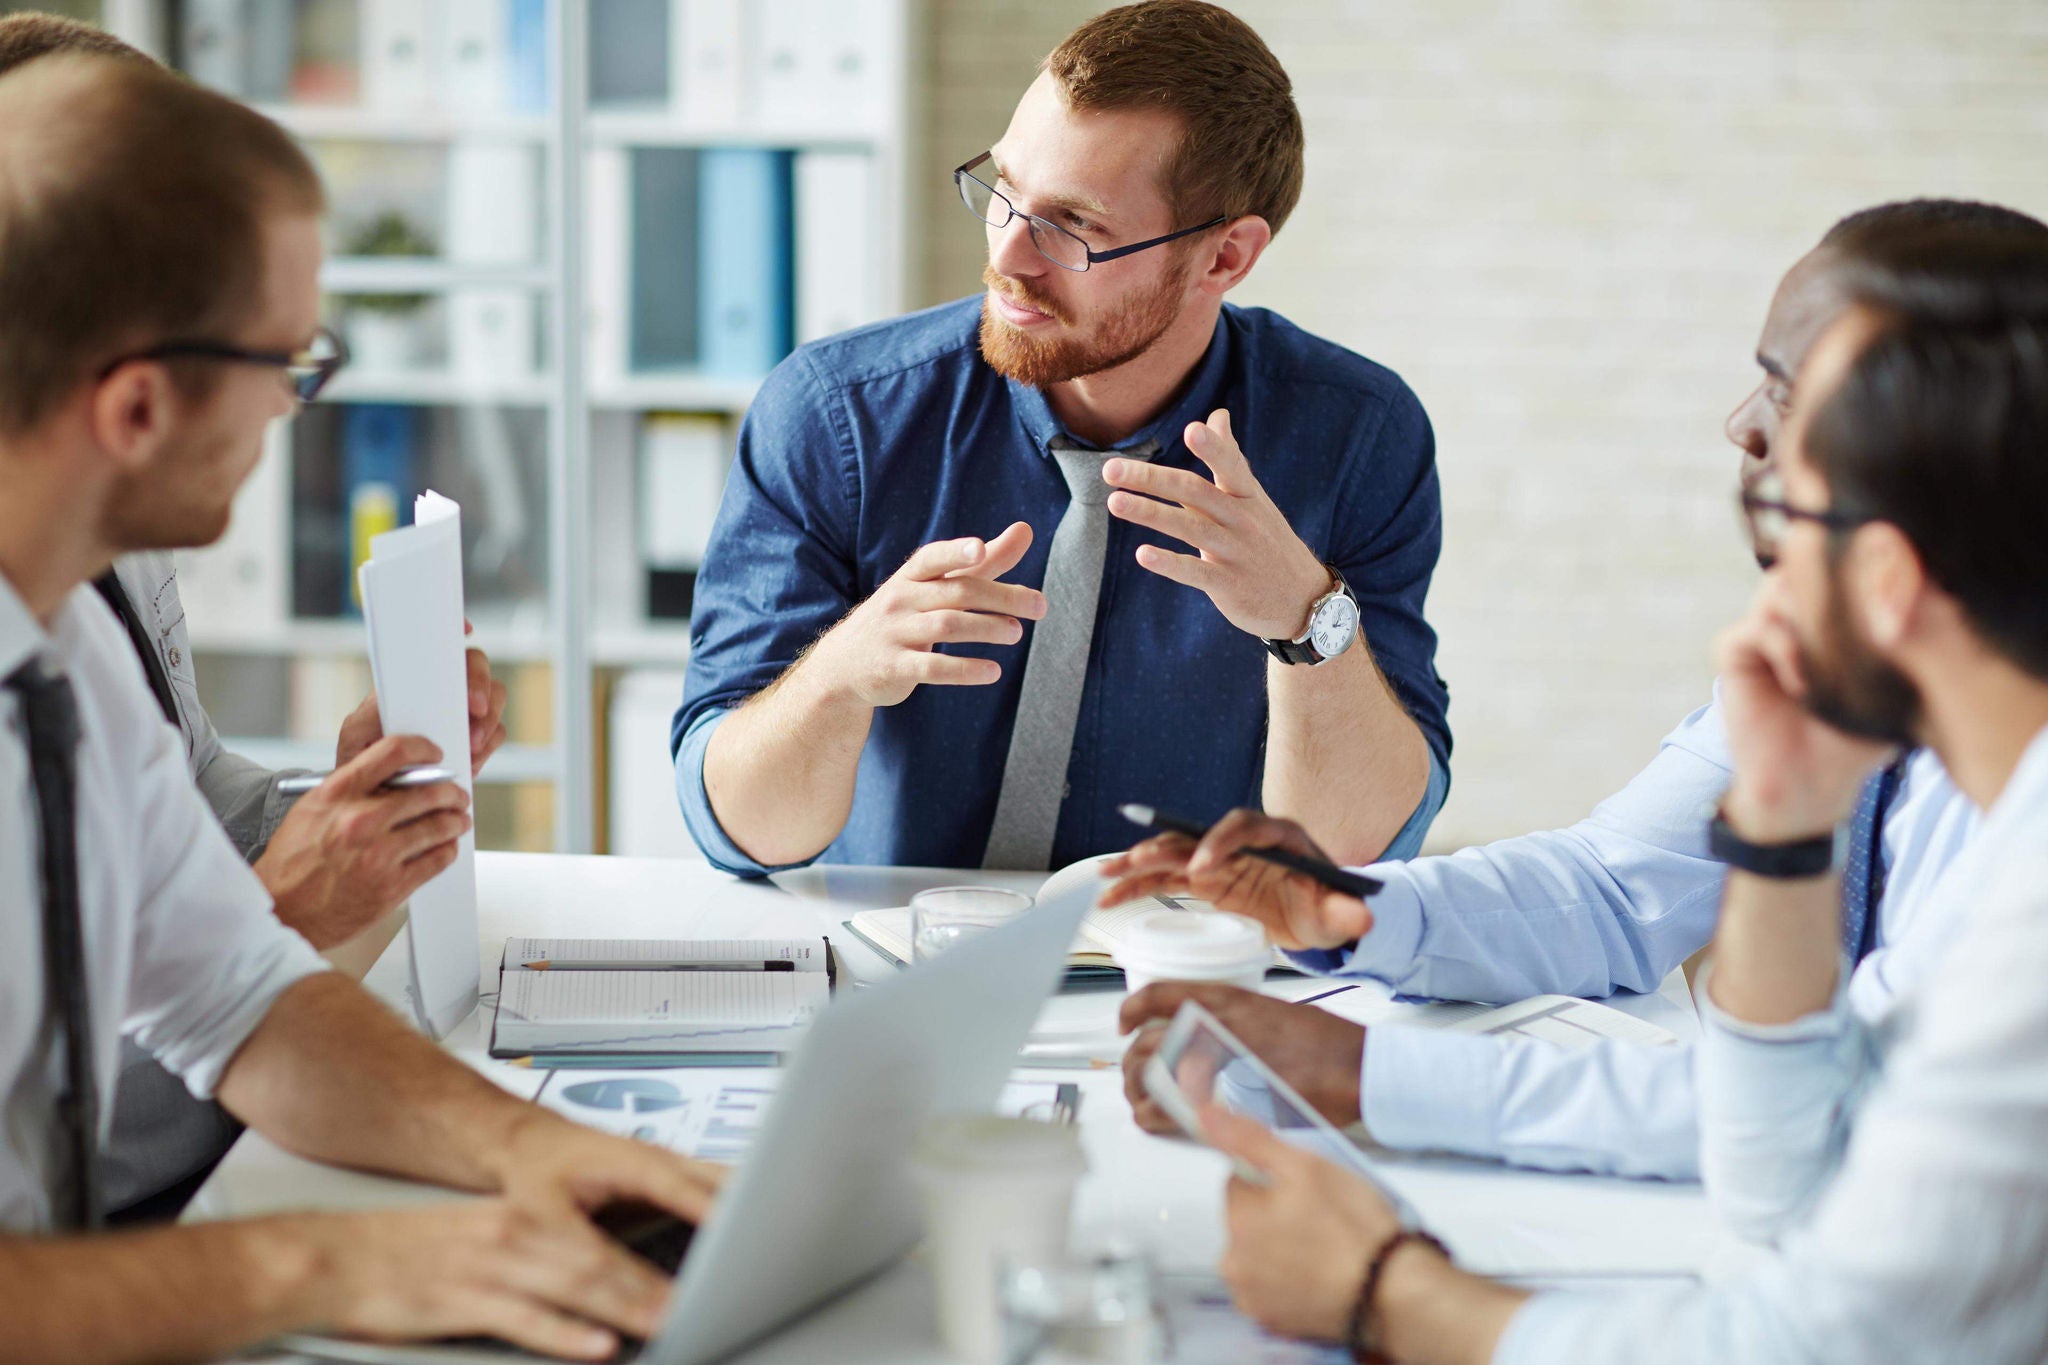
978, 254, 1191, 388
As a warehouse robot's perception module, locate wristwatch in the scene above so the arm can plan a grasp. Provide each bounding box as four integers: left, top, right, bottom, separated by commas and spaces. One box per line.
1707, 808, 1838, 879
1263, 567, 1359, 666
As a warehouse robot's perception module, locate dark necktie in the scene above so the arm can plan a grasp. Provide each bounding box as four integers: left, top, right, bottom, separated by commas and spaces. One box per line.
1840, 752, 1911, 967
91, 572, 178, 727
7, 659, 103, 1230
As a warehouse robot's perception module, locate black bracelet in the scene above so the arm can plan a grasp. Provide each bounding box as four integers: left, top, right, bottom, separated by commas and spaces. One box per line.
1707, 809, 1837, 880
1346, 1227, 1451, 1364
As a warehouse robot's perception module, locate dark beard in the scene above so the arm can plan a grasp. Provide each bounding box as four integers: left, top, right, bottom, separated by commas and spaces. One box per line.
1799, 569, 1922, 745
977, 260, 1187, 388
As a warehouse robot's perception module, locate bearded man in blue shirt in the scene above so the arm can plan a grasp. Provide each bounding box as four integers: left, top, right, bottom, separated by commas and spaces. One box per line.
674, 1, 1451, 876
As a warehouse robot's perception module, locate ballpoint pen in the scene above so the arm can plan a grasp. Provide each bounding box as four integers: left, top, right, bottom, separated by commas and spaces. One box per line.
1118, 803, 1384, 900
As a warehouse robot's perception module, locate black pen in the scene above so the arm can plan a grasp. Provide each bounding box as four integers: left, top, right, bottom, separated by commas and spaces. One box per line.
1118, 803, 1384, 900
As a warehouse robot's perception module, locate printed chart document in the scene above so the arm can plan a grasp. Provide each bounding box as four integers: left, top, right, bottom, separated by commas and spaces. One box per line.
358, 490, 476, 1038
1403, 994, 1680, 1049
489, 937, 834, 1059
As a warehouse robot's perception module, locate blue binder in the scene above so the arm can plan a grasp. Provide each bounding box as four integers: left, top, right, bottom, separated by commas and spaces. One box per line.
341, 404, 417, 617
696, 148, 795, 379
507, 0, 549, 112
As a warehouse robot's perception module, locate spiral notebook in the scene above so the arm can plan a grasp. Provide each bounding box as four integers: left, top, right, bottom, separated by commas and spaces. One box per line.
487, 937, 834, 1060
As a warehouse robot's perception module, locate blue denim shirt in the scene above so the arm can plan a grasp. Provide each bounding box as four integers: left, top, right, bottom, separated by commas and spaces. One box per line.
672, 297, 1450, 875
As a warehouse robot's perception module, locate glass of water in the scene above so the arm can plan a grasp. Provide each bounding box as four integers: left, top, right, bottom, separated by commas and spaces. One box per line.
911, 886, 1035, 962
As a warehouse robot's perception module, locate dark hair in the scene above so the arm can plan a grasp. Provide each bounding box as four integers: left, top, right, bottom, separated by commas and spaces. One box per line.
1822, 198, 2048, 257
1044, 1, 1304, 236
0, 53, 324, 435
1805, 235, 2048, 680
0, 11, 151, 73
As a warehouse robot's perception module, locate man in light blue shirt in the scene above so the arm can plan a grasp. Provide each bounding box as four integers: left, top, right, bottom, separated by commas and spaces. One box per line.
1143, 223, 2048, 1365
1115, 198, 2044, 1181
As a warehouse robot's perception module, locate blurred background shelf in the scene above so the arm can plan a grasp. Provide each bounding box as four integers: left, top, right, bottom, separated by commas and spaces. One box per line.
28, 0, 921, 856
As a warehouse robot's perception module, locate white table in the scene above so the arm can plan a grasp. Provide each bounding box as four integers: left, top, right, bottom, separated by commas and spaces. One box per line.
192, 853, 1725, 1361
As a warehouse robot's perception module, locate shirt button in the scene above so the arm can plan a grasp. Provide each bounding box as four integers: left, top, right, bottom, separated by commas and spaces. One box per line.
1062, 783, 1072, 800
168, 646, 182, 668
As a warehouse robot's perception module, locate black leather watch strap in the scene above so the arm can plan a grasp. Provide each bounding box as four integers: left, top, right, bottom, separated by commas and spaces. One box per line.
1262, 636, 1320, 665
1707, 810, 1836, 879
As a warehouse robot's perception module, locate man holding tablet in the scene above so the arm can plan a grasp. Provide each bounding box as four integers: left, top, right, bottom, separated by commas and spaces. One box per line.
1112, 199, 2048, 1184
674, 1, 1450, 877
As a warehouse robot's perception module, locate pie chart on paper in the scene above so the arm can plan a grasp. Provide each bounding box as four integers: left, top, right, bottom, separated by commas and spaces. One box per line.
559, 1078, 688, 1114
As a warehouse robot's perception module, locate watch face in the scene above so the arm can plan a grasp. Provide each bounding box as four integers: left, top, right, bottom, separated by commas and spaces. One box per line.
1309, 592, 1360, 659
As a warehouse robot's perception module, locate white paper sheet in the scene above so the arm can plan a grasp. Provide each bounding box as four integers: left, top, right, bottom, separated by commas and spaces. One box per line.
358, 491, 478, 1038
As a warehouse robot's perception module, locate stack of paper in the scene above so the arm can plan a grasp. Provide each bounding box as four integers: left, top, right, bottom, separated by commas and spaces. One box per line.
358, 491, 477, 1039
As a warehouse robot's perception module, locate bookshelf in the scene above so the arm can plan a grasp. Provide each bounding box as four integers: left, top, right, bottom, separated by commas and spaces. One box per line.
42, 0, 925, 855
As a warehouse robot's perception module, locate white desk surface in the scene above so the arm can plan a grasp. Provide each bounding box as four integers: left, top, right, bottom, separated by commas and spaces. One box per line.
192, 853, 1724, 1363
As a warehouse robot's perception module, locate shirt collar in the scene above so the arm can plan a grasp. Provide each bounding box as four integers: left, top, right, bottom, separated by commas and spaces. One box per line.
1005, 309, 1235, 460
0, 569, 50, 683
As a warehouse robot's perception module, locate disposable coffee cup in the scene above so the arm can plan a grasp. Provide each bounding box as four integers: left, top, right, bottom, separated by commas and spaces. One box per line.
1112, 909, 1271, 995
912, 1115, 1088, 1364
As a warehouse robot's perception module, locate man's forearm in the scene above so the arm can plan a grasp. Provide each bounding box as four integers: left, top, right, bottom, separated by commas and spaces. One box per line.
1704, 867, 1843, 1025
701, 658, 875, 868
0, 1216, 325, 1364
1263, 642, 1430, 865
215, 973, 531, 1191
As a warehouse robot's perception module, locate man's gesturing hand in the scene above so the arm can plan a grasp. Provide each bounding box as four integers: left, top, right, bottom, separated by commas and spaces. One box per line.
1103, 409, 1331, 640
805, 522, 1045, 709
1119, 982, 1364, 1135
1099, 809, 1373, 951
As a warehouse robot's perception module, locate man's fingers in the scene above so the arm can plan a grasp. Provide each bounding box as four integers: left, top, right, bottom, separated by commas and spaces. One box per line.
909, 610, 1025, 649
389, 810, 472, 865
900, 536, 992, 581
447, 1290, 618, 1362
906, 575, 1047, 621
1107, 490, 1222, 553
1200, 1104, 1300, 1179
332, 734, 446, 797
350, 779, 470, 833
909, 653, 1003, 687
1119, 983, 1199, 1034
954, 521, 1035, 581
1185, 408, 1257, 492
1133, 544, 1217, 592
487, 1224, 671, 1343
1101, 458, 1234, 521
465, 648, 496, 717
1188, 809, 1303, 875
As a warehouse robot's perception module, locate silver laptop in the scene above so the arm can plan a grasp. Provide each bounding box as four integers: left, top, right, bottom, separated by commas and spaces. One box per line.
281, 876, 1096, 1365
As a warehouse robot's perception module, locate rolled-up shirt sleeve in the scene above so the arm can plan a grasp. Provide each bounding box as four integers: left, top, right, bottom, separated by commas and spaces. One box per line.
671, 349, 862, 878
120, 704, 326, 1099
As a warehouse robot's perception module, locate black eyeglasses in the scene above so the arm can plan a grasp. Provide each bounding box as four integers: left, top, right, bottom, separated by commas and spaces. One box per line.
954, 152, 1226, 273
98, 324, 350, 403
1738, 468, 1869, 565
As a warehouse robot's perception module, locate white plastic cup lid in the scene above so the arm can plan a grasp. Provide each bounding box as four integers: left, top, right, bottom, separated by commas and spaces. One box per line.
1113, 909, 1270, 974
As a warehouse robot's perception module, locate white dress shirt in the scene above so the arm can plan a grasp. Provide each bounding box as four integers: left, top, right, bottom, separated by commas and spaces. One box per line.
0, 573, 325, 1231
1496, 723, 2048, 1364
1293, 698, 1978, 1179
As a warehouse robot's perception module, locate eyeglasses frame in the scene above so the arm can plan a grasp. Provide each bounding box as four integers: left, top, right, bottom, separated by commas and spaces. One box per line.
953, 151, 1227, 273
1738, 473, 1871, 565
97, 323, 351, 403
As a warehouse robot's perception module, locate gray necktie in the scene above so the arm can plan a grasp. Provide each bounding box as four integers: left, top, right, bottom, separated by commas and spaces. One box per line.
983, 437, 1159, 871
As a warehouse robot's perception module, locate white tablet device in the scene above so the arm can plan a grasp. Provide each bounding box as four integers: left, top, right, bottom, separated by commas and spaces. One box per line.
1141, 1000, 1419, 1225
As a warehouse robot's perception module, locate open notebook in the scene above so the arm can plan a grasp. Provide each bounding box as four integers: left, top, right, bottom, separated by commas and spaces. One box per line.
840, 855, 1299, 986
487, 937, 834, 1060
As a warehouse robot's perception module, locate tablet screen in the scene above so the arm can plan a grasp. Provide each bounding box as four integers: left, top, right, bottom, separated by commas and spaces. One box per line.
1142, 1000, 1415, 1224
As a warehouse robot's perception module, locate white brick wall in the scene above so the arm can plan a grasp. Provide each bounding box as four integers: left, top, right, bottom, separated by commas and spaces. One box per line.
919, 0, 2048, 851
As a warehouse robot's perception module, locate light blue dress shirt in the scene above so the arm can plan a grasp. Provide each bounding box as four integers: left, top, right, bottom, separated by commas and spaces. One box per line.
1497, 725, 2048, 1364
1296, 696, 1978, 1180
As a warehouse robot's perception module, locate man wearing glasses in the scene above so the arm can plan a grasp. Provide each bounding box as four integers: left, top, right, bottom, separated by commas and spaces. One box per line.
1140, 230, 2048, 1365
674, 0, 1451, 877
1108, 199, 2046, 1186
0, 14, 512, 1223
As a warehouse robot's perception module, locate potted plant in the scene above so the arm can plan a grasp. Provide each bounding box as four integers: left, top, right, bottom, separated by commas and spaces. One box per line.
335, 211, 436, 371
